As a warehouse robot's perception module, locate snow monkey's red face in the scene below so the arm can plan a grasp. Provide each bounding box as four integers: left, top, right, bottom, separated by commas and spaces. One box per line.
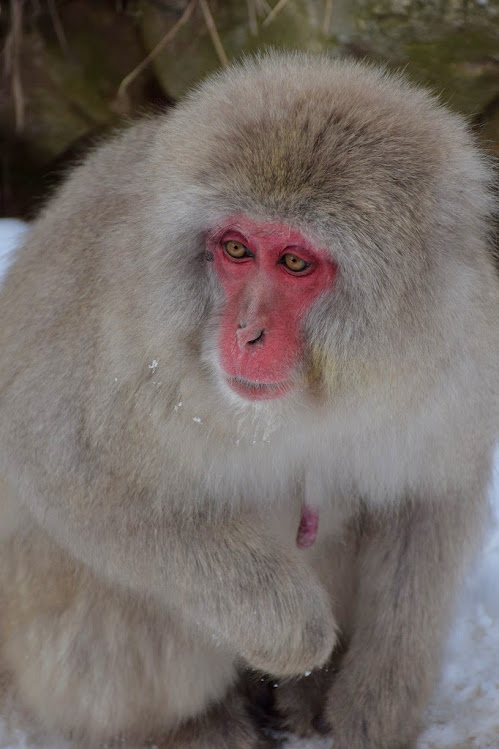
206, 215, 337, 402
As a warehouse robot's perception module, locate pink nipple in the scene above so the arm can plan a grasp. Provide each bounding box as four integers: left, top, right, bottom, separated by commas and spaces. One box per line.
296, 505, 319, 549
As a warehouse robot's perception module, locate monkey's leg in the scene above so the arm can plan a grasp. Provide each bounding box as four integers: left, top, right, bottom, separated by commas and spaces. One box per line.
323, 495, 484, 749
0, 526, 242, 745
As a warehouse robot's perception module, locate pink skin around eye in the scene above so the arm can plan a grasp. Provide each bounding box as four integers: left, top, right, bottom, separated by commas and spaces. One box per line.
206, 215, 337, 401
296, 505, 319, 548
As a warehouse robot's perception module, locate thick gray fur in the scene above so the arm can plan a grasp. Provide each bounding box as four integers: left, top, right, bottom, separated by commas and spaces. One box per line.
0, 52, 497, 748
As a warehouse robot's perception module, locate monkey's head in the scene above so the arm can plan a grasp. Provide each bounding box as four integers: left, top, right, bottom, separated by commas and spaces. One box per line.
204, 215, 337, 401
145, 53, 492, 408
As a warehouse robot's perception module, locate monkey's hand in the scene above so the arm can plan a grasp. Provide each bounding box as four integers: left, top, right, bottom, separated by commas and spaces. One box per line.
235, 564, 337, 677
185, 518, 338, 677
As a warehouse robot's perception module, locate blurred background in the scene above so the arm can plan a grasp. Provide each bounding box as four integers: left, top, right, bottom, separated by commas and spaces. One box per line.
1, 0, 498, 220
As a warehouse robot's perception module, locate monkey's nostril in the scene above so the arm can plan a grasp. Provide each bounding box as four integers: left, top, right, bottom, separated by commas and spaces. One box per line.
236, 325, 265, 349
247, 330, 265, 345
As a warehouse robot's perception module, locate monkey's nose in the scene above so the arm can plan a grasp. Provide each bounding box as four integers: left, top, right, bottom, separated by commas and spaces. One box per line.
236, 324, 265, 348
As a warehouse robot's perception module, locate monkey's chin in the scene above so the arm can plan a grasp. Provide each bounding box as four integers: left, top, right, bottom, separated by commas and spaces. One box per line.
225, 376, 293, 401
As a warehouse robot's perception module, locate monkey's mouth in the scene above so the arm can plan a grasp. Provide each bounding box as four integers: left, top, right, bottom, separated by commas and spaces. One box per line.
225, 376, 293, 401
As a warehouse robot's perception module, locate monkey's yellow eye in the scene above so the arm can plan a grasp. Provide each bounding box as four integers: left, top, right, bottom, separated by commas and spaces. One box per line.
281, 253, 310, 273
224, 240, 249, 259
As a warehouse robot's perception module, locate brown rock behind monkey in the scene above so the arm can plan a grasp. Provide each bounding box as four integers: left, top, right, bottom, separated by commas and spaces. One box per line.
0, 53, 497, 748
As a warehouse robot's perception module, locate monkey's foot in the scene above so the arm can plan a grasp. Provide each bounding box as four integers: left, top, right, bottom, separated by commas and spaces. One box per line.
243, 667, 335, 742
153, 687, 281, 749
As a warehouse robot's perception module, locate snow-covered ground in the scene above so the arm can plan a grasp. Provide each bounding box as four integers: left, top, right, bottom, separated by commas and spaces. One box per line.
0, 220, 498, 748
0, 220, 27, 279
416, 450, 499, 749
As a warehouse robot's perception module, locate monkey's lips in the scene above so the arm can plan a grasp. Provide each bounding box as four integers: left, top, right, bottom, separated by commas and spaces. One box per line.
225, 375, 293, 401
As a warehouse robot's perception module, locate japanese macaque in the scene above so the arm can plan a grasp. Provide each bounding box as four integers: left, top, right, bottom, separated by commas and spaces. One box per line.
0, 53, 497, 749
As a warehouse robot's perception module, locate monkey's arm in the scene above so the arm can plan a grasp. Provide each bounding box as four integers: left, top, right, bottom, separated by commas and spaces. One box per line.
325, 491, 485, 749
27, 495, 335, 677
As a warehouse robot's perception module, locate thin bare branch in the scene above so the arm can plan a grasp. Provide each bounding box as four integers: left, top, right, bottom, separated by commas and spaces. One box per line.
116, 0, 197, 102
256, 0, 272, 14
262, 0, 291, 27
323, 0, 333, 35
6, 0, 25, 132
47, 0, 70, 57
199, 0, 228, 67
247, 0, 258, 35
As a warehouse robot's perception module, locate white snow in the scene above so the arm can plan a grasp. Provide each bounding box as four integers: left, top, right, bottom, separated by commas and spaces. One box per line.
416, 449, 499, 749
0, 220, 27, 283
0, 219, 498, 748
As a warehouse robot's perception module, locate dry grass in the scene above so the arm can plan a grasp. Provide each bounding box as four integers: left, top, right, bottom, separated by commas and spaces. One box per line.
4, 1, 336, 128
